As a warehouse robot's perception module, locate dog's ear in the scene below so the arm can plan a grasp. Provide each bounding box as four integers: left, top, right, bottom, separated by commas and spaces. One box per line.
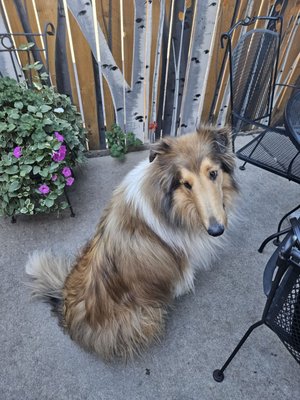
213, 128, 232, 154
149, 138, 173, 162
214, 128, 235, 173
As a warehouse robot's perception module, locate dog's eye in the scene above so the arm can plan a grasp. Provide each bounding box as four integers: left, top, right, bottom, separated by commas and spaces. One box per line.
209, 170, 218, 181
183, 181, 192, 190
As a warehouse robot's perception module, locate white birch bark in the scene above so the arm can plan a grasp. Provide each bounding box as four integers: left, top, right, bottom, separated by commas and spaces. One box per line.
67, 0, 126, 127
67, 0, 152, 141
178, 0, 219, 134
126, 0, 152, 140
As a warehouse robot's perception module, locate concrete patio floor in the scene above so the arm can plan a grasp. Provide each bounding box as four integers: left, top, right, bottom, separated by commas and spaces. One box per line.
0, 137, 299, 400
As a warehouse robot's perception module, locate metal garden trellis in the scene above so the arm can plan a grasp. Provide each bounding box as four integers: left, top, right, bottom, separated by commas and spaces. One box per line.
0, 21, 55, 87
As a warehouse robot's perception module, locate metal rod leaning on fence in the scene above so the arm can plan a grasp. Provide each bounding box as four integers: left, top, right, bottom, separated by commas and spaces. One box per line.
62, 0, 89, 150
171, 2, 186, 136
92, 0, 107, 134
149, 0, 165, 143
177, 0, 198, 136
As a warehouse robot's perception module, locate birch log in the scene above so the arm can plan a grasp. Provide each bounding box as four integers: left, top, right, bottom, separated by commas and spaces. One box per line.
178, 0, 219, 134
67, 0, 153, 141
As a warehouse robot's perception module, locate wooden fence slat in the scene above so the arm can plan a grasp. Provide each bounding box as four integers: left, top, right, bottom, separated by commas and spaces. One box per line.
200, 0, 237, 123
210, 0, 250, 124
27, 0, 57, 85
69, 10, 99, 150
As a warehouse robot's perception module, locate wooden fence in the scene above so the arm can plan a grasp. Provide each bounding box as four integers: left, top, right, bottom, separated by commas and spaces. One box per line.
0, 0, 299, 150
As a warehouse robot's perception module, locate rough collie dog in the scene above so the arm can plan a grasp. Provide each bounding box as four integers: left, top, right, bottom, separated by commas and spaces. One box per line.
26, 127, 238, 360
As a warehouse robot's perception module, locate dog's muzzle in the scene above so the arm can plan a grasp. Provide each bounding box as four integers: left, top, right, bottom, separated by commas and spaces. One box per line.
207, 221, 225, 237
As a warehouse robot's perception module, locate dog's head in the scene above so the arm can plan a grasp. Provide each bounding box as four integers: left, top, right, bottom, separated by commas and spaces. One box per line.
148, 127, 238, 236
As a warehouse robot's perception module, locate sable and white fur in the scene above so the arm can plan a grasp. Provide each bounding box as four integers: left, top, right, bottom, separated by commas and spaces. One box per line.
26, 127, 238, 360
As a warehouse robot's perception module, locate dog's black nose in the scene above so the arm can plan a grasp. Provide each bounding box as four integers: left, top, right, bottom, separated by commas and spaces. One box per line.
207, 222, 224, 237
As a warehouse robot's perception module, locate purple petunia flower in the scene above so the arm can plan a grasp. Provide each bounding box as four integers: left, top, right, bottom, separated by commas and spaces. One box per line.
66, 177, 74, 186
13, 146, 22, 158
52, 152, 62, 162
59, 145, 66, 155
38, 184, 50, 195
51, 174, 58, 181
54, 131, 64, 142
52, 144, 67, 162
62, 167, 72, 178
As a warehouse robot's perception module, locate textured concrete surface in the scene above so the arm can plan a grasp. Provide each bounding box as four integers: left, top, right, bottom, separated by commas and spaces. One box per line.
1, 137, 300, 400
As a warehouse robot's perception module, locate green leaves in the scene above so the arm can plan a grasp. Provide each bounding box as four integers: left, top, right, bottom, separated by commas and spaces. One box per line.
8, 180, 21, 192
43, 118, 53, 125
6, 165, 19, 175
20, 165, 32, 177
14, 101, 23, 110
22, 61, 43, 71
106, 124, 142, 159
18, 42, 35, 51
0, 76, 86, 217
7, 109, 20, 120
27, 105, 37, 113
33, 166, 41, 175
40, 105, 52, 113
33, 82, 43, 91
39, 168, 49, 178
0, 122, 7, 133
45, 198, 54, 208
7, 123, 16, 132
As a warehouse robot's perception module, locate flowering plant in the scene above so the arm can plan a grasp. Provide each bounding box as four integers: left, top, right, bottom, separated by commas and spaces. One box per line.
0, 77, 86, 217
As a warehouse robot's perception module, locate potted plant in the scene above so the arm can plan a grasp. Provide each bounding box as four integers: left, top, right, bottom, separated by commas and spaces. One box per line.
0, 77, 86, 219
105, 123, 143, 159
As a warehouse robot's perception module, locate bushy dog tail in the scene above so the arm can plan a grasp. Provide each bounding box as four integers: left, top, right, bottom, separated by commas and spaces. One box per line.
25, 250, 71, 307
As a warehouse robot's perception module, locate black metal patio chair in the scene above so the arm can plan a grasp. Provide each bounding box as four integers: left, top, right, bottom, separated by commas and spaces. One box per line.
213, 217, 300, 382
221, 15, 300, 242
221, 16, 283, 150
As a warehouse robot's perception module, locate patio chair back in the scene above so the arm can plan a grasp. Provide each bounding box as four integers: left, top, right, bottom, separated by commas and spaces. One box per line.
285, 90, 300, 148
231, 30, 279, 131
221, 16, 300, 185
221, 16, 282, 138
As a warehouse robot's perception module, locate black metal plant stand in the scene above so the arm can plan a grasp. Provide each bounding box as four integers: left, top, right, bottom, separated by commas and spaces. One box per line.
64, 189, 75, 218
213, 218, 300, 382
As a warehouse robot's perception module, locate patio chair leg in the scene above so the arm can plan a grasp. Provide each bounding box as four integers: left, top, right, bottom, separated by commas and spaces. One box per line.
213, 320, 264, 382
11, 215, 16, 223
239, 161, 246, 170
273, 204, 300, 245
